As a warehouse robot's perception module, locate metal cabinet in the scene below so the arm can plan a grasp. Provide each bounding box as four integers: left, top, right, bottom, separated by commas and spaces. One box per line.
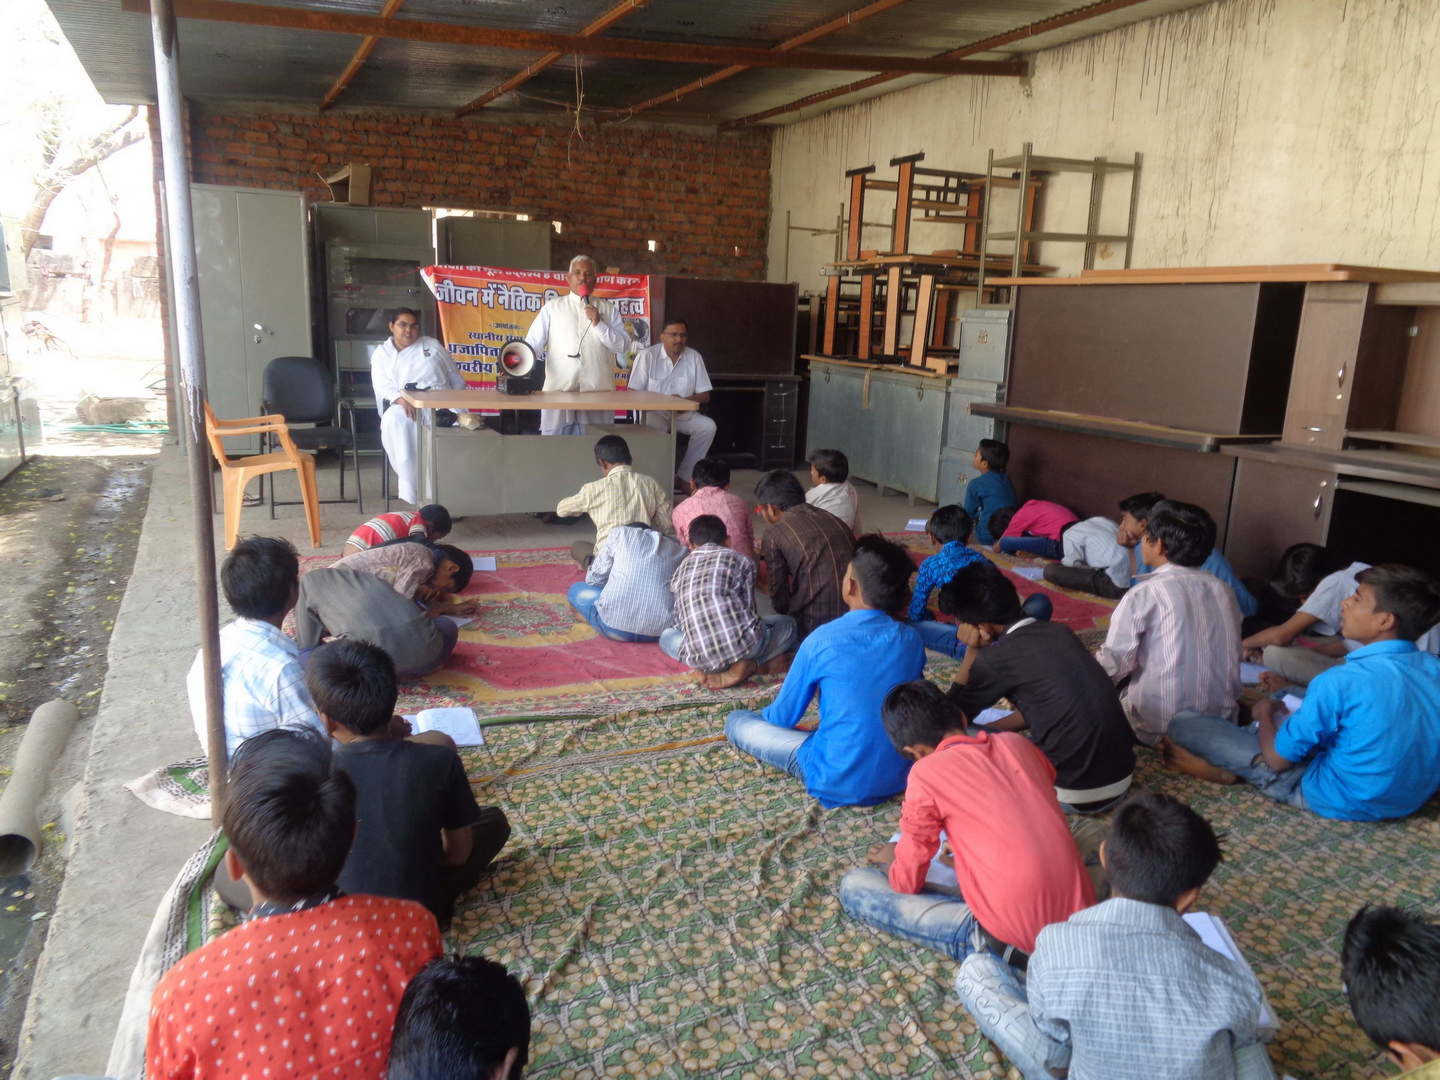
191, 184, 312, 453
806, 362, 877, 481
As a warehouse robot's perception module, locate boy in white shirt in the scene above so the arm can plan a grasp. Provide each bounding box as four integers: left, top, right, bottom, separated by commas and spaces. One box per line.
805, 448, 861, 533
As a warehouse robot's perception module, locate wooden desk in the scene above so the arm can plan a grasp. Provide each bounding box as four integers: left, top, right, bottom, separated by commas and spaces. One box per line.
398, 388, 696, 514
969, 404, 1278, 453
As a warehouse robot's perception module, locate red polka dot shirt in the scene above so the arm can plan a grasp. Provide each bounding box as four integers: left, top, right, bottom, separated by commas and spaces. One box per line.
146, 894, 443, 1080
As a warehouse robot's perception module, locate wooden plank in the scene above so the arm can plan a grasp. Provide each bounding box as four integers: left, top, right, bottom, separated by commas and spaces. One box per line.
992, 268, 1440, 286
891, 158, 916, 254
909, 273, 937, 368
882, 266, 903, 355
319, 0, 404, 111
972, 403, 1278, 452
822, 275, 841, 355
1347, 429, 1440, 450
121, 0, 1023, 73
400, 389, 697, 411
801, 354, 951, 379
845, 170, 867, 260
1079, 264, 1440, 283
1224, 441, 1440, 492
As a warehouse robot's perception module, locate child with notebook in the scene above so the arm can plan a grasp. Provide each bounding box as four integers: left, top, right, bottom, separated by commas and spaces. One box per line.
1342, 904, 1440, 1077
963, 438, 1017, 545
955, 792, 1275, 1080
905, 504, 986, 657
1164, 564, 1440, 822
805, 448, 862, 532
311, 640, 511, 929
838, 679, 1093, 964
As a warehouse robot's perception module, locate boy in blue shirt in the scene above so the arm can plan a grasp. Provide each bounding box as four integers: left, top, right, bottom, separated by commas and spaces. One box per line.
1162, 564, 1440, 821
907, 505, 986, 658
963, 439, 1017, 545
723, 535, 925, 808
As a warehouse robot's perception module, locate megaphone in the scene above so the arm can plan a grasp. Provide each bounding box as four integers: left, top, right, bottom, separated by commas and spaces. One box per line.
498, 339, 544, 395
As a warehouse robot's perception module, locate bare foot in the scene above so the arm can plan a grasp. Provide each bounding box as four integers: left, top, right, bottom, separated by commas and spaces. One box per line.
757, 654, 792, 677
704, 659, 757, 690
1158, 737, 1240, 785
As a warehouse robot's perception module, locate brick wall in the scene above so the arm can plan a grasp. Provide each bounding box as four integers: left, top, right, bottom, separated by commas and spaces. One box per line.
186, 106, 773, 280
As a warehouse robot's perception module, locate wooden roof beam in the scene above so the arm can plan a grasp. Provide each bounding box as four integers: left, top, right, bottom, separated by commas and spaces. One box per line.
620, 0, 914, 118
456, 0, 647, 118
320, 0, 405, 111
722, 0, 1155, 127
118, 0, 1029, 76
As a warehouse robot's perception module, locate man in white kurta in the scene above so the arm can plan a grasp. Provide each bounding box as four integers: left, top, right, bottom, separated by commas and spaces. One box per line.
524, 255, 631, 436
370, 307, 465, 505
627, 318, 716, 486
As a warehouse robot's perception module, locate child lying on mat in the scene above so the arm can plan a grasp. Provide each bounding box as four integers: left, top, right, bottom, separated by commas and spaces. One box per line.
838, 679, 1092, 964
660, 514, 796, 689
988, 499, 1078, 560
955, 792, 1275, 1080
147, 728, 442, 1080
1163, 564, 1440, 822
311, 640, 510, 930
724, 535, 923, 808
942, 561, 1135, 815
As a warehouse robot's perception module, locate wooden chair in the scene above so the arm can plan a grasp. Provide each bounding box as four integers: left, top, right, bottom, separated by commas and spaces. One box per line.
203, 401, 322, 549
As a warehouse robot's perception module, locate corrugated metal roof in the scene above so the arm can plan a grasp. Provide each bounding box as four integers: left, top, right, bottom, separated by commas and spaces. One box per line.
46, 0, 1217, 124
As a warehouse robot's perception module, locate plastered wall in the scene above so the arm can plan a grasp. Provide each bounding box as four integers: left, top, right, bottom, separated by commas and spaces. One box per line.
767, 0, 1440, 292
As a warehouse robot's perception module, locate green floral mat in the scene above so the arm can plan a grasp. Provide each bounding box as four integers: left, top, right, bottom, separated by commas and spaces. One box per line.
442, 691, 1437, 1079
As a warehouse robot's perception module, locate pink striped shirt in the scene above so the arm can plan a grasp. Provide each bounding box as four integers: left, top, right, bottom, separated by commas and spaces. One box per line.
1096, 562, 1241, 743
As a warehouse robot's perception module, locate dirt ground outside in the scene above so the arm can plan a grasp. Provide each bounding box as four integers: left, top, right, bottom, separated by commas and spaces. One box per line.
0, 311, 163, 1071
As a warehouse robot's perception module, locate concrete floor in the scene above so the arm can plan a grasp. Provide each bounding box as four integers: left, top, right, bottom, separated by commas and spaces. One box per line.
14, 446, 936, 1077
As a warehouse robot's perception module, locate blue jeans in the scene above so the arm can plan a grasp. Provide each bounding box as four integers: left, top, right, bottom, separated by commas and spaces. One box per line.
910, 619, 967, 659
659, 615, 799, 670
1168, 711, 1309, 809
999, 536, 1062, 559
838, 866, 978, 962
566, 582, 659, 643
955, 952, 1069, 1080
724, 710, 806, 779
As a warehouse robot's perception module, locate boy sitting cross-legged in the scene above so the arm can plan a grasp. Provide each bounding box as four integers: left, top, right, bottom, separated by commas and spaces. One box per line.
1164, 563, 1440, 822
671, 456, 756, 561
905, 504, 987, 658
1342, 904, 1440, 1078
838, 679, 1093, 965
955, 792, 1276, 1080
942, 561, 1136, 814
723, 535, 924, 807
660, 514, 797, 689
310, 639, 511, 929
147, 728, 442, 1080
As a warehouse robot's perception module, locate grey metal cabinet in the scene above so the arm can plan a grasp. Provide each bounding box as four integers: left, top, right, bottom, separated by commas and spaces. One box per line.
806, 362, 878, 481
438, 216, 553, 269
191, 184, 312, 453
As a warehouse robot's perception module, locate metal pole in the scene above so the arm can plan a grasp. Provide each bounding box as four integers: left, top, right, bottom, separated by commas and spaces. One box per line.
149, 0, 227, 824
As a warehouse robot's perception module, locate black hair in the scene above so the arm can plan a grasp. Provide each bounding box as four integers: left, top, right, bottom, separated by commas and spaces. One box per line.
937, 561, 1024, 626
927, 505, 973, 545
690, 457, 731, 491
807, 448, 849, 483
305, 639, 398, 736
1341, 905, 1440, 1056
418, 504, 453, 538
1355, 564, 1440, 642
1104, 792, 1221, 906
434, 544, 474, 592
754, 469, 806, 511
850, 534, 915, 614
221, 728, 356, 902
1142, 500, 1215, 568
1269, 543, 1339, 600
1118, 491, 1166, 521
593, 434, 632, 466
387, 956, 532, 1080
660, 317, 688, 333
221, 536, 299, 619
687, 514, 728, 547
388, 307, 421, 325
881, 679, 968, 751
976, 438, 1009, 472
987, 506, 1016, 540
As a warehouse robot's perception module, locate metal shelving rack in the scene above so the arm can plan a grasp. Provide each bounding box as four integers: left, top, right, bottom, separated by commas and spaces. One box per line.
976, 142, 1143, 301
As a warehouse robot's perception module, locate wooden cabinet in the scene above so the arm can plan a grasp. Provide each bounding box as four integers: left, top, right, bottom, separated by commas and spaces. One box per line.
1223, 456, 1335, 579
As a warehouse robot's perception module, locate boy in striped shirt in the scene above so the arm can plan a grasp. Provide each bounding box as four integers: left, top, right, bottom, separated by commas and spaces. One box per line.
345, 504, 452, 553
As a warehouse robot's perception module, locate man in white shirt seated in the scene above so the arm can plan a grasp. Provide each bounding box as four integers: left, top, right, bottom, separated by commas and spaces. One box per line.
1043, 515, 1130, 599
524, 255, 632, 436
370, 307, 465, 505
627, 318, 715, 489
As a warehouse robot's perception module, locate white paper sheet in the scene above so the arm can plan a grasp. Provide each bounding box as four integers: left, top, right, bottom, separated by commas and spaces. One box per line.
1183, 912, 1279, 1039
408, 707, 485, 746
1239, 662, 1270, 684
971, 707, 1013, 726
1281, 693, 1306, 714
905, 518, 929, 532
888, 831, 954, 890
473, 556, 498, 571
1011, 566, 1045, 581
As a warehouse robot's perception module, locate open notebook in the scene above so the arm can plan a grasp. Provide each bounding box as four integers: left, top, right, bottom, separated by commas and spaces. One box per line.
1184, 912, 1280, 1040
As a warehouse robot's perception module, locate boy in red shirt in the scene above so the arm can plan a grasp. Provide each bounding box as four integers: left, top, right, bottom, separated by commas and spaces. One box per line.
146, 729, 442, 1080
839, 680, 1093, 963
989, 499, 1079, 560
345, 504, 452, 553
